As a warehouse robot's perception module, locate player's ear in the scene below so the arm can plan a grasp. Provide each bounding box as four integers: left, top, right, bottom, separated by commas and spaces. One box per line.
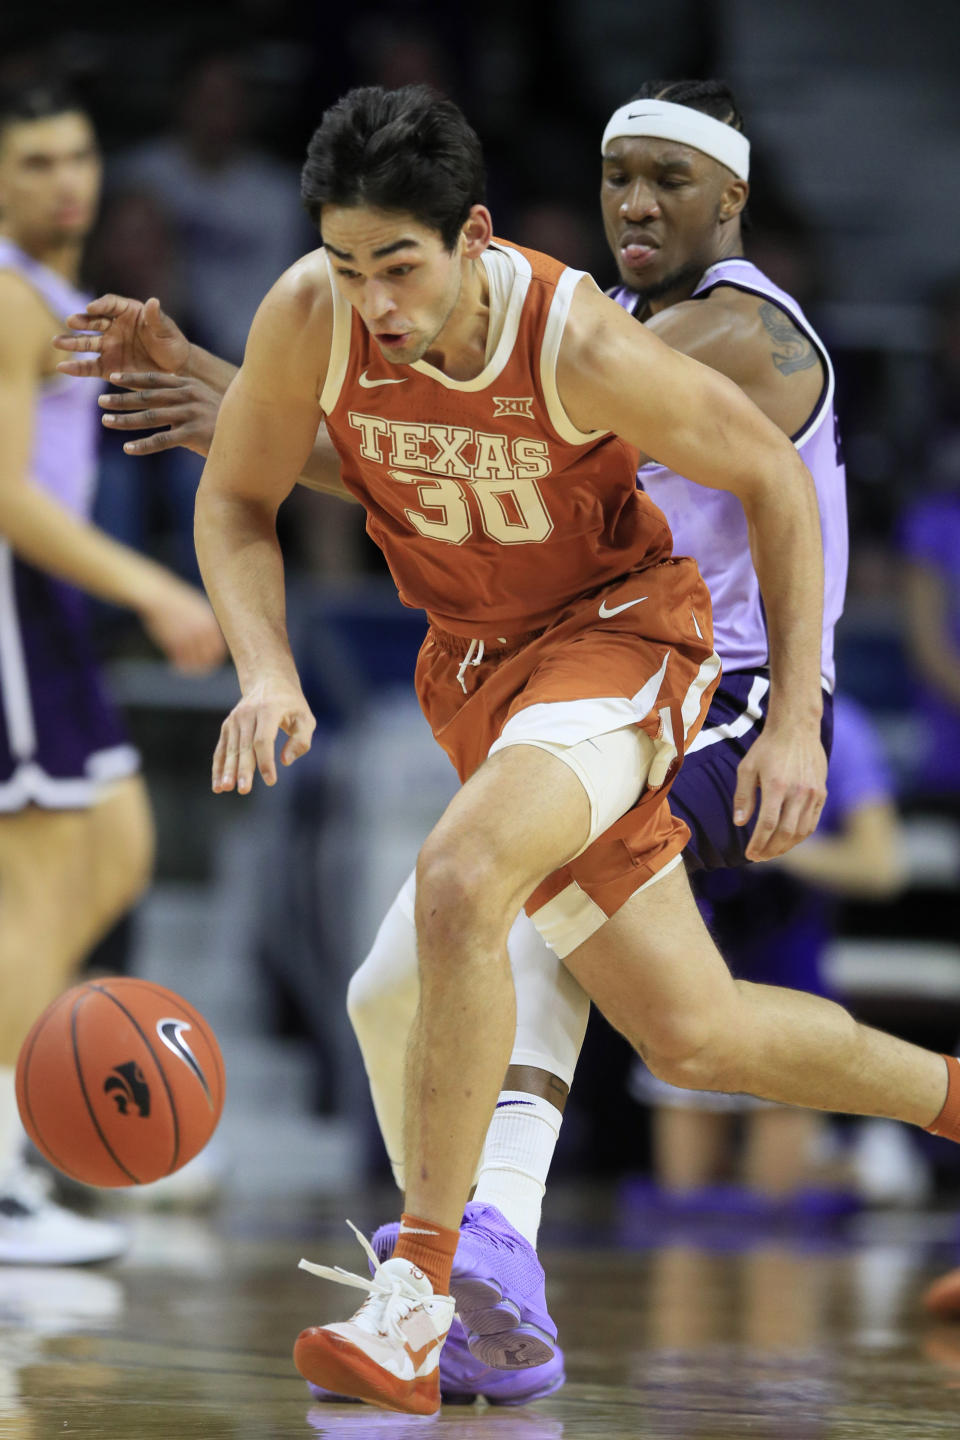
719, 179, 749, 223
461, 204, 493, 258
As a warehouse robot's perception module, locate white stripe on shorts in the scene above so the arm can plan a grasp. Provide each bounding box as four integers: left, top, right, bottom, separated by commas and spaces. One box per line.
685, 674, 769, 755
0, 541, 37, 760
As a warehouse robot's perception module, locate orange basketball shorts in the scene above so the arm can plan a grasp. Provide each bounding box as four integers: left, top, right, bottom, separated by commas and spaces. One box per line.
414, 556, 721, 951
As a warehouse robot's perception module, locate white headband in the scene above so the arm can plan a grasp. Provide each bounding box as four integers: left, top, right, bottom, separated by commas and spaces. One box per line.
601, 99, 750, 181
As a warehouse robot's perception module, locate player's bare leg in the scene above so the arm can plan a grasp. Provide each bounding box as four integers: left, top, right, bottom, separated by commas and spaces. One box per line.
0, 776, 152, 1265
566, 861, 948, 1127
0, 774, 154, 1064
294, 742, 594, 1410
405, 742, 591, 1230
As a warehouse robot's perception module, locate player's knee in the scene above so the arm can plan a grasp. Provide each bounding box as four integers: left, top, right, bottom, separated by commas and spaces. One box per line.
346, 951, 408, 1036
415, 838, 500, 940
640, 1011, 742, 1094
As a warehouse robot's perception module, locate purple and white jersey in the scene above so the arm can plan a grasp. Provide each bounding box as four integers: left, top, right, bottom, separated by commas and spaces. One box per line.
0, 239, 101, 518
611, 258, 848, 689
0, 240, 136, 810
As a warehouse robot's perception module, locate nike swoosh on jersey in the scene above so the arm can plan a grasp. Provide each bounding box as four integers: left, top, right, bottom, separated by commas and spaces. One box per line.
598, 596, 648, 618
358, 370, 408, 388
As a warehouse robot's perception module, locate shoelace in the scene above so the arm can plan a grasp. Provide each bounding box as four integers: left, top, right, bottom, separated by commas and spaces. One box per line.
299, 1221, 423, 1340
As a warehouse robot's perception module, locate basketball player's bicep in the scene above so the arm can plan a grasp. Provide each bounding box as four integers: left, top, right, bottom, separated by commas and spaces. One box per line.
200, 288, 324, 508
201, 369, 322, 509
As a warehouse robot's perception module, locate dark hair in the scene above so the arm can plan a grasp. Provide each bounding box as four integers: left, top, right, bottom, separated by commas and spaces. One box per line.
0, 81, 87, 141
628, 78, 747, 136
300, 84, 485, 251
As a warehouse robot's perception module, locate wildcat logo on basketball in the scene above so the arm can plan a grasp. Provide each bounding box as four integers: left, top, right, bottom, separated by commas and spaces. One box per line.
492, 396, 534, 418
104, 1061, 151, 1118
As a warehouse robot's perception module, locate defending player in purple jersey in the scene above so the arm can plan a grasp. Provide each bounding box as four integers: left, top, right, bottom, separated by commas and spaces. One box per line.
611, 256, 847, 691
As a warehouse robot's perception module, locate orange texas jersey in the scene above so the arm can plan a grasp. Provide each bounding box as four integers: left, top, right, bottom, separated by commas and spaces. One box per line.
320, 238, 675, 640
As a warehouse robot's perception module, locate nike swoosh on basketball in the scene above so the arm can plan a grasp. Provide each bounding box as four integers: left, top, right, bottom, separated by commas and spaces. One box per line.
358, 370, 408, 388
404, 1336, 440, 1368
598, 596, 647, 618
156, 1018, 214, 1105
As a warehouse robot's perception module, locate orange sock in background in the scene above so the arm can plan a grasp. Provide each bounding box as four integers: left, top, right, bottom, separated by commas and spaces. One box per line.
393, 1213, 460, 1295
926, 1057, 960, 1140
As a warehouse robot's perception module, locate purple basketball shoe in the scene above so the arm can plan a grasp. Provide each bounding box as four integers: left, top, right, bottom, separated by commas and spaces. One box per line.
450, 1203, 558, 1369
306, 1211, 564, 1404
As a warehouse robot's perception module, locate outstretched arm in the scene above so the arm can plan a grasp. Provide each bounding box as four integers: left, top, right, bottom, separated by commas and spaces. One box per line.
194, 263, 333, 794
55, 293, 236, 392
56, 293, 354, 500
559, 279, 826, 861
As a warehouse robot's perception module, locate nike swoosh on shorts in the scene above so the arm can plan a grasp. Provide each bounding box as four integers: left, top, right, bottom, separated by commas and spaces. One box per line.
358, 370, 408, 388
598, 596, 648, 618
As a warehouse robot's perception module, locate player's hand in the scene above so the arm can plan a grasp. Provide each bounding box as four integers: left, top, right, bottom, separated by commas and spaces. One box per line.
54, 295, 191, 379
733, 720, 827, 861
99, 372, 221, 457
139, 579, 227, 675
212, 678, 316, 795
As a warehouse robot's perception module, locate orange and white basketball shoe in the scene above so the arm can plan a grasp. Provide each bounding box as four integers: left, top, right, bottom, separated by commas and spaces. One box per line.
294, 1223, 455, 1415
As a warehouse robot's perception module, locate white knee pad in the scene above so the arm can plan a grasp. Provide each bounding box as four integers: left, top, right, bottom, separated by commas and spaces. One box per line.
346, 869, 420, 1189
490, 720, 656, 857
508, 910, 590, 1088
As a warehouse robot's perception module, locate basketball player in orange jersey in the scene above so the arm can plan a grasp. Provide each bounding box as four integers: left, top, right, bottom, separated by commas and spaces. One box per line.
158, 84, 960, 1415
52, 84, 960, 1411
0, 83, 223, 1265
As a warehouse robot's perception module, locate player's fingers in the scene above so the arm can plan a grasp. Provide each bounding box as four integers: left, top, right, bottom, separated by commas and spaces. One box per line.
121, 431, 179, 456
795, 787, 827, 843
758, 788, 809, 860
78, 293, 130, 317
280, 712, 315, 767
733, 758, 759, 827
229, 714, 257, 794
212, 723, 233, 793
51, 332, 102, 353
109, 371, 184, 391
744, 781, 787, 861
102, 408, 170, 431
252, 712, 280, 790
55, 357, 103, 376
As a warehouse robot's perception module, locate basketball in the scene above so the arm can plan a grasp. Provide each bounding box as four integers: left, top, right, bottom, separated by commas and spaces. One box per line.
15, 978, 226, 1188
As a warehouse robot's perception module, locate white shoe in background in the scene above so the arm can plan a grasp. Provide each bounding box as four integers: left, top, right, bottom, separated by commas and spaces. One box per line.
851, 1119, 933, 1207
0, 1164, 127, 1265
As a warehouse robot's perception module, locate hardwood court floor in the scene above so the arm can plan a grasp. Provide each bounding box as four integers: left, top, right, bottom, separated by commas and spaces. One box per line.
3, 1187, 960, 1438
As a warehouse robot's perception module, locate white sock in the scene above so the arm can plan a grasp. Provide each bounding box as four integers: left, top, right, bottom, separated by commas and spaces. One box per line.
472, 1091, 563, 1246
0, 1067, 24, 1179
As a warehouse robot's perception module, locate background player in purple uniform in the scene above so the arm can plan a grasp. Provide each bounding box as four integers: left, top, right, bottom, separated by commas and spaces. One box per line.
0, 83, 224, 1265
57, 79, 849, 1399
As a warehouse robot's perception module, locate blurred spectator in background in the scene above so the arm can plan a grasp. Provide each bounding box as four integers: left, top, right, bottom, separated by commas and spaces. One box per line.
82, 188, 201, 586
102, 51, 361, 582
111, 47, 312, 364
899, 275, 960, 803
630, 694, 914, 1213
